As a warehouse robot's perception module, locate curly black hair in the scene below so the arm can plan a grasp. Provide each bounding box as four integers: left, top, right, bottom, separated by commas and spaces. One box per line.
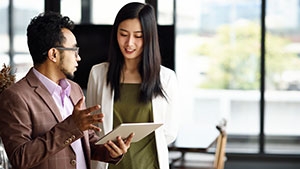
27, 11, 75, 65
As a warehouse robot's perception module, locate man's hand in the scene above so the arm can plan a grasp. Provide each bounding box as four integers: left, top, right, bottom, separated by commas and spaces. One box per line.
72, 96, 103, 132
104, 133, 135, 158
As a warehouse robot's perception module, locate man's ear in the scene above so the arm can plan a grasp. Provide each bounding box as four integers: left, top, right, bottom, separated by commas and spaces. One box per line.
48, 48, 57, 62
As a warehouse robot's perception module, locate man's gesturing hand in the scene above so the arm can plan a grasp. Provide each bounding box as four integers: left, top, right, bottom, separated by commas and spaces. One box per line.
72, 96, 103, 132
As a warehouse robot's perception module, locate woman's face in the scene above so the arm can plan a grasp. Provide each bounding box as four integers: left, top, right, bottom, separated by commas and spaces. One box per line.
117, 18, 143, 61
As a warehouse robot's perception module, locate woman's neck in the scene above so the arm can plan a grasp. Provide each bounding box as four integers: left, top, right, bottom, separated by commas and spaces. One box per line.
121, 62, 141, 83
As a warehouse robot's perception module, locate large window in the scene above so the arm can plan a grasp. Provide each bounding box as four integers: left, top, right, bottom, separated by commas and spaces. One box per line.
265, 0, 300, 154
61, 0, 81, 23
91, 0, 144, 24
61, 0, 173, 25
2, 0, 299, 156
176, 0, 300, 154
13, 1, 44, 80
0, 0, 9, 65
1, 0, 44, 80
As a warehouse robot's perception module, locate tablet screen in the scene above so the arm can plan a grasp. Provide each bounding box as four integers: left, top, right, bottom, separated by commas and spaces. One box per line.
95, 123, 163, 145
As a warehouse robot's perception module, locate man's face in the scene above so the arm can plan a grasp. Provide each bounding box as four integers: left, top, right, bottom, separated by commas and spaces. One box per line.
57, 28, 81, 79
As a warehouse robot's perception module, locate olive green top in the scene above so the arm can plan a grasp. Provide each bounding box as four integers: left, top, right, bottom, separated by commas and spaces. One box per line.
108, 83, 159, 169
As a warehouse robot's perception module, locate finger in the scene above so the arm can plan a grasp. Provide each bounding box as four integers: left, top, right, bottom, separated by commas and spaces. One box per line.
104, 141, 115, 152
89, 113, 104, 123
83, 105, 101, 115
124, 133, 135, 146
89, 124, 102, 132
74, 97, 85, 110
104, 141, 122, 158
114, 136, 129, 153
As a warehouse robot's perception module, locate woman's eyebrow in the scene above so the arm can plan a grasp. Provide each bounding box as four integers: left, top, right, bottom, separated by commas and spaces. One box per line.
119, 28, 142, 34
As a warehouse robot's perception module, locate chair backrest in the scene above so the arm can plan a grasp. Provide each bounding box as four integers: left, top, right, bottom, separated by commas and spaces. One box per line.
0, 138, 10, 169
213, 119, 227, 169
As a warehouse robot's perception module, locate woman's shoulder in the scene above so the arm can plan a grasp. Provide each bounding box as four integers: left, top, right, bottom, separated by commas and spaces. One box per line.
89, 62, 109, 79
91, 62, 109, 70
159, 65, 178, 86
90, 62, 109, 73
160, 65, 176, 76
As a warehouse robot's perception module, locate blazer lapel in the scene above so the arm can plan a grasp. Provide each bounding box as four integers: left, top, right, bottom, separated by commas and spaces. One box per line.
68, 82, 92, 166
26, 68, 63, 122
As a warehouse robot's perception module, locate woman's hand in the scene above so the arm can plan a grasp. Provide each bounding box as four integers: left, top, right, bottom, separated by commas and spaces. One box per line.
104, 133, 135, 158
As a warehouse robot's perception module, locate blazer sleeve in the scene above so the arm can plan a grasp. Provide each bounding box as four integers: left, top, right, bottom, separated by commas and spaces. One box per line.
89, 133, 123, 164
156, 66, 180, 144
86, 64, 100, 108
0, 87, 84, 168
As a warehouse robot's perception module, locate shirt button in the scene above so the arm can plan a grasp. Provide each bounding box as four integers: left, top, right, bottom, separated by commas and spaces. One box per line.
70, 159, 76, 166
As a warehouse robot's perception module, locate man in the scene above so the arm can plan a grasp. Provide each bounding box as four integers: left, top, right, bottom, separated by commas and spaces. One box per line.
0, 12, 133, 169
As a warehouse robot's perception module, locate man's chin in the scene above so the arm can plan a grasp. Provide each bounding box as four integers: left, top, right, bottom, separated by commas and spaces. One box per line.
65, 73, 74, 79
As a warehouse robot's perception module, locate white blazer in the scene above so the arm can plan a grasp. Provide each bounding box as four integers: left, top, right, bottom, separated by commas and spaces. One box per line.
87, 62, 179, 169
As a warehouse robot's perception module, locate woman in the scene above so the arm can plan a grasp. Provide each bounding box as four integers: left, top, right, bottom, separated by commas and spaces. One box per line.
87, 2, 179, 169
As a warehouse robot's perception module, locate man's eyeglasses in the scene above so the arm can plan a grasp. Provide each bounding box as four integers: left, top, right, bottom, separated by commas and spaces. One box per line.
55, 46, 80, 58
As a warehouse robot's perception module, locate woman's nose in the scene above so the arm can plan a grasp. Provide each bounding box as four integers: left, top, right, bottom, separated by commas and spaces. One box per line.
127, 35, 135, 46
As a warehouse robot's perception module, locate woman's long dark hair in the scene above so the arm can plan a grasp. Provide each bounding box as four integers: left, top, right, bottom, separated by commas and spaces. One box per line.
107, 2, 165, 103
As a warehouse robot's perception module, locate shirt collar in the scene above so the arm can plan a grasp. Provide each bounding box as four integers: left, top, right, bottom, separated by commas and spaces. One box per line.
59, 78, 71, 97
32, 68, 71, 96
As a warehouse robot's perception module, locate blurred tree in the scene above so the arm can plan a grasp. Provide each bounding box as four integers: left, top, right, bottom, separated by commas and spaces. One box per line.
196, 21, 299, 90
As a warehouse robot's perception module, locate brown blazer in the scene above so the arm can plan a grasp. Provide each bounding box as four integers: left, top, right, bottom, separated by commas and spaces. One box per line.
0, 68, 119, 169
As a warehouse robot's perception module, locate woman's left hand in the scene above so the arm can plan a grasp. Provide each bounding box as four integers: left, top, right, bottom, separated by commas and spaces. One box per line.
104, 133, 135, 158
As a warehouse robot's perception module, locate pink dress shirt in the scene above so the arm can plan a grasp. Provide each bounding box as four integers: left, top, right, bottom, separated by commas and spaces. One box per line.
33, 68, 87, 169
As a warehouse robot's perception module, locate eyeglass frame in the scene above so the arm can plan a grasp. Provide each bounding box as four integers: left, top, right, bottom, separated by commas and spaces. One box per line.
42, 46, 80, 57
54, 46, 80, 58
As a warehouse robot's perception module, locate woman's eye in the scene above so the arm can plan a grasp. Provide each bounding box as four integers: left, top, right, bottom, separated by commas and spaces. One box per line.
135, 34, 143, 38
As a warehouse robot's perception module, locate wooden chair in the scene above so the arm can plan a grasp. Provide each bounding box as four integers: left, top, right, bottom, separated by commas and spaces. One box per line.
170, 119, 227, 169
0, 138, 10, 169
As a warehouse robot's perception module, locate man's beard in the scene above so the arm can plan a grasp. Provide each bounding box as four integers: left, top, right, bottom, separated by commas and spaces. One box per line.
60, 66, 75, 79
65, 73, 74, 79
59, 56, 75, 79
63, 69, 74, 79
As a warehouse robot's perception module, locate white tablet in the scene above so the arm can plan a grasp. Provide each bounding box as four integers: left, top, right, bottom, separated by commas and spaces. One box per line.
95, 122, 163, 145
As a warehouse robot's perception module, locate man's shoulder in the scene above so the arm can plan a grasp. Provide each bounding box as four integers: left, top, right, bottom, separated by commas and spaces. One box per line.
0, 77, 31, 102
4, 77, 30, 92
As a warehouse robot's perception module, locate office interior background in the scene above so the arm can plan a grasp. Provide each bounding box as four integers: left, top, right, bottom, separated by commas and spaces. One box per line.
1, 0, 300, 168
